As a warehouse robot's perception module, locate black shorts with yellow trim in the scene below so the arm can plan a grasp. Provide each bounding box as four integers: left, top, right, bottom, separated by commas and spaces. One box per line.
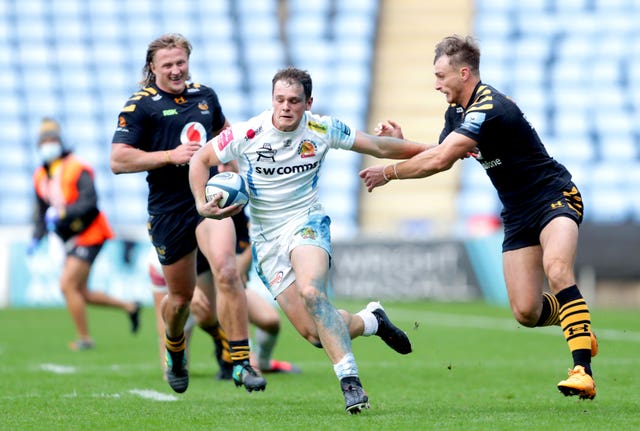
502, 182, 584, 252
148, 205, 200, 266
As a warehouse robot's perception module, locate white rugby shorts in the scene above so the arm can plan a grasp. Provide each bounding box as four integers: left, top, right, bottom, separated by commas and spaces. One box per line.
253, 209, 332, 298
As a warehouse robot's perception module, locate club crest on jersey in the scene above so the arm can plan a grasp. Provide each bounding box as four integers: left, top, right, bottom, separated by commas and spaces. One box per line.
298, 227, 317, 240
180, 122, 206, 146
298, 140, 317, 158
198, 101, 209, 112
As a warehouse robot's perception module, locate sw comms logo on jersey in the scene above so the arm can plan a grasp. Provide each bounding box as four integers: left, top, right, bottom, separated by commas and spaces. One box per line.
180, 122, 206, 146
255, 161, 319, 176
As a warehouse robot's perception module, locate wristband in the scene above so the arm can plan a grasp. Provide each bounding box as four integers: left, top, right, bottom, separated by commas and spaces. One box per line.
393, 163, 400, 180
382, 165, 390, 182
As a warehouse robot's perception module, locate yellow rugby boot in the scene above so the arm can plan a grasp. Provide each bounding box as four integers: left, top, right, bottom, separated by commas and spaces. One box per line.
557, 365, 596, 400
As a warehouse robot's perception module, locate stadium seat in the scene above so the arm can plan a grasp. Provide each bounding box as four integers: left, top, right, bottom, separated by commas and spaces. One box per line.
474, 12, 513, 40
594, 110, 634, 137
585, 186, 631, 223
545, 134, 597, 166
597, 134, 638, 162
335, 0, 379, 15
554, 0, 591, 12
474, 0, 513, 13
287, 11, 329, 41
13, 0, 49, 22
514, 11, 558, 36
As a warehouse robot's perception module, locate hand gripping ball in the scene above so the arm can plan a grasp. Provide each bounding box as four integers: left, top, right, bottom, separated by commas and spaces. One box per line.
205, 171, 249, 208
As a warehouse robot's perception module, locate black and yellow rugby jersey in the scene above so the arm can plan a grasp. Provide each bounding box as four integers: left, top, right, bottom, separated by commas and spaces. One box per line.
112, 82, 225, 215
439, 82, 572, 215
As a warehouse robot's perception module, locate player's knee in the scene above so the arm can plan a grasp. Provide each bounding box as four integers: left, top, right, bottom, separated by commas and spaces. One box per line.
544, 260, 574, 291
260, 319, 280, 334
167, 291, 192, 310
213, 265, 240, 293
297, 284, 324, 308
511, 306, 538, 327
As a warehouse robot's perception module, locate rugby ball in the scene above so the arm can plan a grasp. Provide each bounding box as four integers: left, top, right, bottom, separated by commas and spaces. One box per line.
205, 171, 249, 208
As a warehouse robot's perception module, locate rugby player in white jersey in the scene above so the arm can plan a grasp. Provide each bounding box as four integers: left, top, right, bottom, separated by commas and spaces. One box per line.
189, 67, 427, 414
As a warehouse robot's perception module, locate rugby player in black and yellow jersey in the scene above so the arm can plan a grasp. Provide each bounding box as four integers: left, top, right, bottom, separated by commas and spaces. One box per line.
361, 34, 597, 400
110, 33, 265, 394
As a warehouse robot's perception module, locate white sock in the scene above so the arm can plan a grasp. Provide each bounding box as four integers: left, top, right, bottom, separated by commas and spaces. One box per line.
255, 328, 278, 370
333, 353, 358, 380
355, 308, 378, 336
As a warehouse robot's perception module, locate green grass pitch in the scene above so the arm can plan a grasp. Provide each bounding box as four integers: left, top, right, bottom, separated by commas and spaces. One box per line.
1, 300, 638, 430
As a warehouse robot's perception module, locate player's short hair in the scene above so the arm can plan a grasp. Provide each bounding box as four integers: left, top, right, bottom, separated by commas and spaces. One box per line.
140, 33, 193, 87
434, 34, 480, 76
272, 67, 313, 101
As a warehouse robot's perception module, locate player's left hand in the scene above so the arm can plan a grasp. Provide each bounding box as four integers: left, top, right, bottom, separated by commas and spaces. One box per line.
359, 165, 388, 192
374, 120, 404, 139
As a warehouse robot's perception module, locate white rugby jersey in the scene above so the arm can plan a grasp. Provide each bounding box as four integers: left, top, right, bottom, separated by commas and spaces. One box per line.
212, 110, 356, 240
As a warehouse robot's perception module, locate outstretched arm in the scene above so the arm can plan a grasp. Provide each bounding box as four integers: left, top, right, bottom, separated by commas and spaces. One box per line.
359, 131, 478, 192
350, 130, 433, 159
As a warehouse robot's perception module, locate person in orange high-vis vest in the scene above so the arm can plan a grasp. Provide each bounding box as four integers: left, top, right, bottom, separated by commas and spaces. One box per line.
30, 117, 141, 351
